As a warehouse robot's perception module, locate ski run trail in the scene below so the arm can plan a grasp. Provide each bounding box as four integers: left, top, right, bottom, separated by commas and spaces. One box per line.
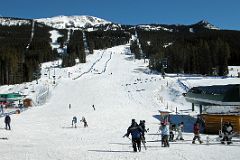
0, 44, 240, 160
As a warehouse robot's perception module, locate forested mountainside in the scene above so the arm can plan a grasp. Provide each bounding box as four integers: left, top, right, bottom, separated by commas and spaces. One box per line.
0, 17, 129, 85
0, 16, 239, 85
128, 23, 240, 76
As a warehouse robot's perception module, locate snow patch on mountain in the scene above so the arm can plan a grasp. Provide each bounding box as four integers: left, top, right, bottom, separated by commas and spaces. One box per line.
138, 24, 173, 32
49, 30, 63, 50
0, 17, 31, 26
36, 15, 112, 29
189, 28, 194, 33
163, 42, 173, 48
197, 20, 220, 30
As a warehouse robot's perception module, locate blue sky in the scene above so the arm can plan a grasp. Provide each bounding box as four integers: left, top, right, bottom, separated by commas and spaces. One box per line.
0, 0, 239, 30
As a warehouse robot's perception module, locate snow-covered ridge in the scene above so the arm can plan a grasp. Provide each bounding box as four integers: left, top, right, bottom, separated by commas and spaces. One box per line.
0, 16, 221, 32
0, 17, 31, 26
36, 15, 112, 29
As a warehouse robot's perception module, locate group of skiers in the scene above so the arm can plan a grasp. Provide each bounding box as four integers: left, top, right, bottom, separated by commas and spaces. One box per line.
71, 116, 88, 128
122, 119, 191, 151
123, 119, 148, 152
164, 121, 205, 145
160, 121, 185, 147
69, 104, 90, 128
123, 116, 237, 152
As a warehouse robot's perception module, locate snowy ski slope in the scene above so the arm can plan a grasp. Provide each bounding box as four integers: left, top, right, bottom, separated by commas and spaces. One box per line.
0, 45, 239, 160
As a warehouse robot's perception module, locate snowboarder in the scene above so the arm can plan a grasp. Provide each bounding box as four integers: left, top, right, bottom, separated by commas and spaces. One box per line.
221, 122, 233, 144
176, 122, 184, 140
123, 119, 143, 152
80, 116, 88, 128
192, 122, 203, 144
160, 121, 170, 147
69, 104, 71, 109
4, 115, 11, 130
72, 116, 77, 128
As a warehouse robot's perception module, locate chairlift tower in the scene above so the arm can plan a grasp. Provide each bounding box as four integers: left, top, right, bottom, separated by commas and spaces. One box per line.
161, 58, 168, 78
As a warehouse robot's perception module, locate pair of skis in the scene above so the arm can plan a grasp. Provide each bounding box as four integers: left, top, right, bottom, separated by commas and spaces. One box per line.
142, 138, 147, 150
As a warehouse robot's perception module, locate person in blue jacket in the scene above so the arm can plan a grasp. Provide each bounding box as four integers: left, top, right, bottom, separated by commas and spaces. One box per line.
123, 119, 143, 152
72, 116, 77, 128
160, 121, 170, 147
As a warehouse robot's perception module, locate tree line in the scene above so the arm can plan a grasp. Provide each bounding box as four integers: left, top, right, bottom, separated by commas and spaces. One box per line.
0, 24, 130, 85
0, 22, 58, 85
1, 21, 240, 85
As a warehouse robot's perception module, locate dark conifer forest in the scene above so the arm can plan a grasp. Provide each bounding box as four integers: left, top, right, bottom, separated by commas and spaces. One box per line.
129, 26, 240, 76
0, 17, 240, 85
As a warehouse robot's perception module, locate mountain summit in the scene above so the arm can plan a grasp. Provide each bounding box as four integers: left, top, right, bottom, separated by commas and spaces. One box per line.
36, 15, 112, 29
195, 20, 219, 30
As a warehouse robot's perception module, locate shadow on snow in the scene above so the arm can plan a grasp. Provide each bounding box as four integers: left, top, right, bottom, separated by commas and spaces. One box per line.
88, 150, 132, 153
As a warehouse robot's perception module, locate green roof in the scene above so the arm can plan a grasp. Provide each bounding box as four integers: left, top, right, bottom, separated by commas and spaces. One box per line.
185, 84, 240, 106
0, 93, 25, 101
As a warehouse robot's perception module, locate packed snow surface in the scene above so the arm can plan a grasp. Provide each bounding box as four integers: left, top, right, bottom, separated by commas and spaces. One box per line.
0, 45, 239, 160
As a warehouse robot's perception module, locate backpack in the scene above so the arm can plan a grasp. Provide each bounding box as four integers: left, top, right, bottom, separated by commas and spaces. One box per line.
131, 129, 141, 139
73, 117, 77, 123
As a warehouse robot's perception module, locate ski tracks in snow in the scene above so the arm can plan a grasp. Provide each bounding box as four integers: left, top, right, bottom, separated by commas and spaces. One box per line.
173, 149, 190, 160
26, 20, 35, 49
72, 51, 112, 80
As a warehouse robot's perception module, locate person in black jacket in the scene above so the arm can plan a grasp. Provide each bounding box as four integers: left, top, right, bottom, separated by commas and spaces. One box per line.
123, 119, 143, 152
221, 122, 233, 144
72, 116, 77, 128
4, 115, 11, 130
139, 120, 148, 149
139, 120, 148, 140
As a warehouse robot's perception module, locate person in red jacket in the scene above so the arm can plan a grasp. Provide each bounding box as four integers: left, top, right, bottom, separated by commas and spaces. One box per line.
192, 122, 203, 144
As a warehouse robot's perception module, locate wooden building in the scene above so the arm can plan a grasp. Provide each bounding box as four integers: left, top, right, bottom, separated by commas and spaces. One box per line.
23, 98, 32, 107
201, 114, 240, 134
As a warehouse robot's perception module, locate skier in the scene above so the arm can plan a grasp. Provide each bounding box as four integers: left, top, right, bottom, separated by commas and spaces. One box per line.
4, 115, 11, 130
175, 122, 184, 140
196, 115, 205, 132
0, 105, 3, 114
72, 116, 77, 128
192, 122, 203, 144
92, 105, 95, 111
160, 121, 170, 147
169, 123, 176, 142
80, 116, 88, 128
139, 120, 148, 150
221, 122, 233, 144
139, 120, 148, 140
123, 119, 143, 152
